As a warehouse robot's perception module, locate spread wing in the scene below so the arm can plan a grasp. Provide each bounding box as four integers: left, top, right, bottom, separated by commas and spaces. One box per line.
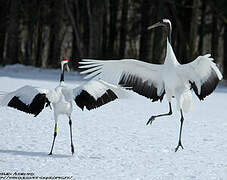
74, 80, 127, 110
79, 59, 165, 102
178, 54, 223, 100
0, 85, 51, 116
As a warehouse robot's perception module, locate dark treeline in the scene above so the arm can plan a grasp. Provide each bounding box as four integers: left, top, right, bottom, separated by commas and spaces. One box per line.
0, 0, 227, 78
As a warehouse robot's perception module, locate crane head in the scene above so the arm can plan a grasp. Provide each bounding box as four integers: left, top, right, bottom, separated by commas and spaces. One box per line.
147, 18, 172, 43
61, 58, 70, 72
147, 18, 172, 30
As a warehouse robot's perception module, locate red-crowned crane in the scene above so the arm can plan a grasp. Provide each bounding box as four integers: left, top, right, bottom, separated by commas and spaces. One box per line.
78, 19, 223, 152
0, 59, 126, 155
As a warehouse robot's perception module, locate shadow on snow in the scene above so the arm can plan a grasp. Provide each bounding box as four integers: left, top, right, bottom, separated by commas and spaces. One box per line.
0, 149, 71, 158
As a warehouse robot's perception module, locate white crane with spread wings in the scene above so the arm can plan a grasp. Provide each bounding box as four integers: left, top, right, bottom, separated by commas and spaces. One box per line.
0, 59, 126, 155
79, 19, 223, 152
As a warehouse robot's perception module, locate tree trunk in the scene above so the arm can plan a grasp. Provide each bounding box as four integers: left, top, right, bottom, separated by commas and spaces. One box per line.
25, 15, 35, 65
119, 0, 129, 58
0, 0, 9, 63
188, 0, 199, 59
176, 0, 193, 63
139, 0, 153, 62
35, 23, 43, 67
35, 1, 45, 67
224, 23, 227, 79
152, 0, 166, 64
102, 2, 108, 58
5, 0, 21, 64
211, 12, 219, 62
107, 0, 119, 57
65, 0, 83, 58
82, 0, 90, 57
47, 0, 65, 67
71, 0, 85, 67
87, 0, 105, 58
198, 0, 206, 55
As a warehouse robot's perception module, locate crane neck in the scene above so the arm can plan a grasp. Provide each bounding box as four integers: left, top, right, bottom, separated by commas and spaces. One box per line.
165, 38, 179, 65
167, 33, 171, 44
60, 69, 65, 83
166, 23, 172, 44
60, 61, 69, 85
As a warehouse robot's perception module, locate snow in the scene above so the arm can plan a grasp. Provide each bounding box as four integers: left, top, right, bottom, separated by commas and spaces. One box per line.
0, 64, 226, 180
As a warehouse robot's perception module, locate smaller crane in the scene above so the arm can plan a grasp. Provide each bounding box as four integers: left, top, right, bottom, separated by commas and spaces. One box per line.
78, 19, 223, 151
0, 58, 126, 155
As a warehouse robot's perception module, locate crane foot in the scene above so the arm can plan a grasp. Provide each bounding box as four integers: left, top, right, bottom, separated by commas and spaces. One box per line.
146, 116, 155, 125
175, 141, 184, 152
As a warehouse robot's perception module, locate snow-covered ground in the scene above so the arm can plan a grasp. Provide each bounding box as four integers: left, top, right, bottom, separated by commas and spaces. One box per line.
0, 64, 226, 180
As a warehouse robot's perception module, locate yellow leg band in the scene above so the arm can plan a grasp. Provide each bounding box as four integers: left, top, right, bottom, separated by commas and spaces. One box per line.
54, 124, 58, 133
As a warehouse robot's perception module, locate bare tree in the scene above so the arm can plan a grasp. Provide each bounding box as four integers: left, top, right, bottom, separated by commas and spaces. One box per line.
0, 0, 225, 78
65, 0, 84, 58
47, 0, 65, 67
35, 0, 46, 67
119, 0, 129, 58
5, 0, 21, 64
107, 0, 119, 57
0, 0, 9, 63
211, 12, 219, 62
224, 23, 227, 79
87, 0, 105, 58
152, 0, 167, 64
139, 0, 153, 62
189, 0, 200, 59
198, 0, 206, 54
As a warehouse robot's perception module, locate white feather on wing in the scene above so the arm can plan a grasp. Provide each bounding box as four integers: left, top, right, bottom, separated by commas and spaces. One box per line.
0, 85, 49, 106
79, 59, 165, 101
73, 80, 123, 110
0, 85, 51, 116
177, 54, 223, 100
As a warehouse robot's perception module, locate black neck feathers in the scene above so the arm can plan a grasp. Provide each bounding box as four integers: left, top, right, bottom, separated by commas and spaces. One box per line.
60, 71, 64, 82
60, 63, 68, 82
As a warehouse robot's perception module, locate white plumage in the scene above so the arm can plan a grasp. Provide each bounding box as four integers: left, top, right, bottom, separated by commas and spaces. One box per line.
0, 85, 48, 106
0, 59, 126, 155
79, 19, 223, 151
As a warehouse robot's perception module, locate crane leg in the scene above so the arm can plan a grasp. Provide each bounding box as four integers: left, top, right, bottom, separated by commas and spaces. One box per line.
146, 102, 172, 125
69, 116, 74, 155
175, 109, 184, 152
48, 123, 57, 155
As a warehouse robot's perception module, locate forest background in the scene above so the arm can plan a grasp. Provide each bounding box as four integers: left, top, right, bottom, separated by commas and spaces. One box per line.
0, 0, 226, 79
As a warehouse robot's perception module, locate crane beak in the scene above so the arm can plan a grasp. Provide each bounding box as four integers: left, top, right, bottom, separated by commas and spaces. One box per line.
147, 22, 165, 30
